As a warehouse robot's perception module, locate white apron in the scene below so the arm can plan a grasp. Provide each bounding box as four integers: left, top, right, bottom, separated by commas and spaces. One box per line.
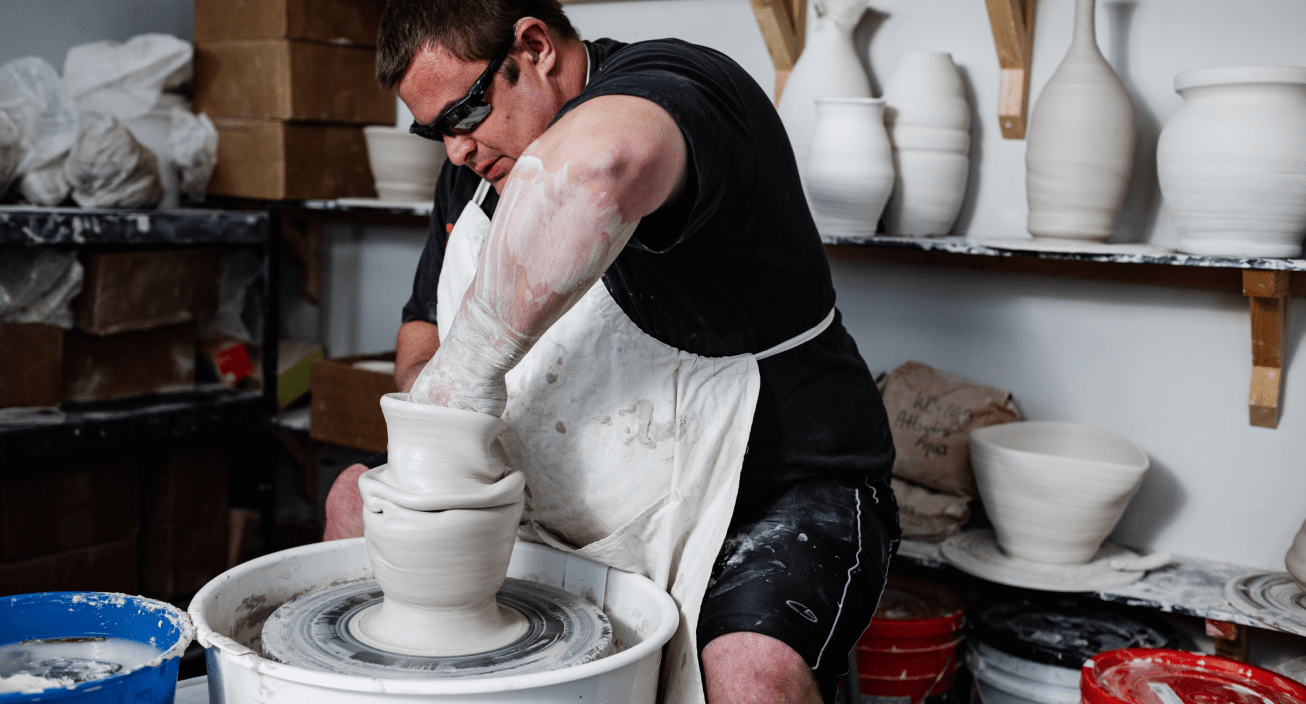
436, 179, 835, 703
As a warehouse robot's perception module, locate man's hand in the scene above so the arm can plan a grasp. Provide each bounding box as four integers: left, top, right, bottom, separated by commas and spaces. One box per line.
323, 463, 369, 541
409, 94, 687, 414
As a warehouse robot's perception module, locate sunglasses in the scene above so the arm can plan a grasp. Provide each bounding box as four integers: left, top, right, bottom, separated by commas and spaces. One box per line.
409, 36, 516, 142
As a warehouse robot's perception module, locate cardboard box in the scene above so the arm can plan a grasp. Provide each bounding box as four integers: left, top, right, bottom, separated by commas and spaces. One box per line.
0, 323, 62, 408
74, 250, 220, 335
310, 353, 397, 453
62, 322, 196, 402
194, 0, 385, 46
208, 119, 376, 200
0, 535, 139, 597
0, 461, 139, 564
141, 447, 230, 599
195, 40, 394, 123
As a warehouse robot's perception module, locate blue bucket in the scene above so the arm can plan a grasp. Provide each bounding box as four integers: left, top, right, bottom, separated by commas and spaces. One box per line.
0, 592, 193, 703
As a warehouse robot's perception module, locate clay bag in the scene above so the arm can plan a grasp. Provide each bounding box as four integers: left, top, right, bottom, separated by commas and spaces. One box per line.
64, 111, 164, 208
880, 361, 1020, 498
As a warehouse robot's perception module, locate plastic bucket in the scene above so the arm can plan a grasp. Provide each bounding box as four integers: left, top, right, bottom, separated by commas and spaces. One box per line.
857, 574, 965, 704
1082, 648, 1306, 704
0, 591, 193, 703
967, 596, 1182, 704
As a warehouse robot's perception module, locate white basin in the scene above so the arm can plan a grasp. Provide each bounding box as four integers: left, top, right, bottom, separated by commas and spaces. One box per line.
190, 538, 678, 703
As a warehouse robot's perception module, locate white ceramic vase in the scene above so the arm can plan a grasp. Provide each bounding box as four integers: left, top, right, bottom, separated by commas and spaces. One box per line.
1157, 66, 1306, 258
1287, 517, 1306, 590
807, 97, 895, 239
775, 0, 873, 192
355, 393, 526, 655
1025, 0, 1136, 241
969, 421, 1150, 565
882, 52, 971, 237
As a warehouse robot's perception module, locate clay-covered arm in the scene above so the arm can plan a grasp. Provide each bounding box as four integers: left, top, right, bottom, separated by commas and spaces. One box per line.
395, 319, 439, 393
409, 95, 688, 414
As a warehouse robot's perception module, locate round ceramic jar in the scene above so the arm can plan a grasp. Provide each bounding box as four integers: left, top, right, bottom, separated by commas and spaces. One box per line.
1157, 66, 1306, 258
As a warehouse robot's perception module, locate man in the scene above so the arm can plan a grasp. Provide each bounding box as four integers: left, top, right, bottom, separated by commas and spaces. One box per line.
324, 1, 899, 702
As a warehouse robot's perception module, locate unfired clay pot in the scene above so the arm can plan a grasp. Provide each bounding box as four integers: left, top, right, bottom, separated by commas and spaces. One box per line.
363, 126, 447, 202
969, 421, 1149, 565
1025, 0, 1136, 241
1157, 66, 1306, 258
807, 97, 895, 239
776, 0, 873, 192
882, 52, 971, 237
355, 393, 526, 655
1287, 517, 1306, 591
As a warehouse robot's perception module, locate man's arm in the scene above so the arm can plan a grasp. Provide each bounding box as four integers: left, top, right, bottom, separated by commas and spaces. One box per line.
409, 94, 688, 414
395, 320, 439, 393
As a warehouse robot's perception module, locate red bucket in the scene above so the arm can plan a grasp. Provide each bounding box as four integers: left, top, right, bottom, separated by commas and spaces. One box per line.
856, 574, 965, 704
1082, 648, 1306, 704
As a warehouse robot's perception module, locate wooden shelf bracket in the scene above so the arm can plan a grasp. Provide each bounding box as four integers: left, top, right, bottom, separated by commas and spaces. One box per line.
984, 0, 1036, 139
749, 0, 805, 101
1243, 270, 1291, 428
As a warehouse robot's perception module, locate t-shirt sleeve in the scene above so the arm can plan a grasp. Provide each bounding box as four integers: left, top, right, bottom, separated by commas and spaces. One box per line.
553, 40, 760, 252
400, 161, 456, 325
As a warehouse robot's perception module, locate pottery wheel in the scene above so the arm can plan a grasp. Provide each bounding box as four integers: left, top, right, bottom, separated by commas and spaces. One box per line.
261, 578, 611, 679
1225, 572, 1306, 637
941, 529, 1149, 592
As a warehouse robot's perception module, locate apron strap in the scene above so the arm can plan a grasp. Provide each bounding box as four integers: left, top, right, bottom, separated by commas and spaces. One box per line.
754, 307, 836, 360
472, 178, 492, 206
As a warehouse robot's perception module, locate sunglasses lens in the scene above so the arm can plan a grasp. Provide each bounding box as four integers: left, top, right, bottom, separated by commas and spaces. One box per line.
449, 104, 492, 134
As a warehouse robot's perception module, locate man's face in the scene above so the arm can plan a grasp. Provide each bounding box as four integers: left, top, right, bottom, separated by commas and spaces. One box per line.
398, 41, 557, 189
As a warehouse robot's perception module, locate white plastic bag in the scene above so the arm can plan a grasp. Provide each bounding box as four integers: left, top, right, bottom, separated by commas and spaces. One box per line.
0, 249, 83, 329
168, 106, 218, 204
0, 56, 78, 181
63, 34, 192, 120
64, 111, 164, 208
0, 110, 20, 195
18, 162, 70, 205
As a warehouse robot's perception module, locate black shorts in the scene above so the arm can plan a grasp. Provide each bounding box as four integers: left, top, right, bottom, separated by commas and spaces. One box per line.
697, 475, 900, 703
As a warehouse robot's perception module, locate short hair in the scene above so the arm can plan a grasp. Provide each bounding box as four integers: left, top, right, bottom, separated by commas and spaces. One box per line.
377, 0, 579, 90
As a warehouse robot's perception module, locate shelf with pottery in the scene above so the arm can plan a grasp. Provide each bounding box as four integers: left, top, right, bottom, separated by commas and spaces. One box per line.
0, 204, 268, 246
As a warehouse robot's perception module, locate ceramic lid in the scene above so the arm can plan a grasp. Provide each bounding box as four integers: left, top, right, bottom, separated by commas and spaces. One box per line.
1175, 66, 1306, 92
970, 595, 1181, 668
1082, 648, 1306, 704
864, 574, 965, 638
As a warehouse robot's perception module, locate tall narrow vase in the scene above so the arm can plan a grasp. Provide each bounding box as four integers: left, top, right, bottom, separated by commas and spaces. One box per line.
807, 97, 895, 239
1025, 0, 1136, 241
883, 52, 971, 237
775, 0, 873, 192
1157, 66, 1306, 258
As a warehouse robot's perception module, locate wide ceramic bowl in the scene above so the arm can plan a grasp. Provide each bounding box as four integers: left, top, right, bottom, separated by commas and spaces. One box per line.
970, 421, 1149, 565
363, 125, 446, 202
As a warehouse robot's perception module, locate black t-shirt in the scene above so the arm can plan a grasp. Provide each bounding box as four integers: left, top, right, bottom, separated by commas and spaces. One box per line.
402, 38, 893, 509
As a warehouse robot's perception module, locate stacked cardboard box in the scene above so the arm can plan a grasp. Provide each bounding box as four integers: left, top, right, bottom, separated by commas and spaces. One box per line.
141, 447, 230, 600
195, 0, 393, 200
0, 461, 140, 596
59, 250, 220, 403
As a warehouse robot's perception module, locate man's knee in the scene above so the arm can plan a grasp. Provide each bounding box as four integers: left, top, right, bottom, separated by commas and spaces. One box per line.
323, 463, 369, 541
701, 631, 822, 704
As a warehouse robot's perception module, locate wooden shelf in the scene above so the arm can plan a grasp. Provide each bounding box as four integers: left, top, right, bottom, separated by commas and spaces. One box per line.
828, 237, 1303, 427
0, 205, 268, 246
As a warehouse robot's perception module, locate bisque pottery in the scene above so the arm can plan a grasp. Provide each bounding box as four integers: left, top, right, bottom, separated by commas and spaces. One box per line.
1157, 66, 1306, 258
1287, 517, 1306, 591
775, 0, 873, 191
1025, 0, 1136, 241
806, 97, 895, 239
355, 392, 527, 655
969, 421, 1149, 565
363, 125, 447, 202
882, 52, 971, 237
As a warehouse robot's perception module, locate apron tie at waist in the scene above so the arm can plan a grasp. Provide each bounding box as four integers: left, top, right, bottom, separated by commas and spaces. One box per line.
754, 307, 836, 361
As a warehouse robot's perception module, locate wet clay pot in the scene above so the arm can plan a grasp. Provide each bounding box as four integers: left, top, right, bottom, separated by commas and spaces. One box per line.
1158, 66, 1306, 258
355, 393, 527, 655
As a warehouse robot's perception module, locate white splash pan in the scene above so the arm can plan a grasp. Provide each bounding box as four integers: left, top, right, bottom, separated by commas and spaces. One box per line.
190, 538, 678, 703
